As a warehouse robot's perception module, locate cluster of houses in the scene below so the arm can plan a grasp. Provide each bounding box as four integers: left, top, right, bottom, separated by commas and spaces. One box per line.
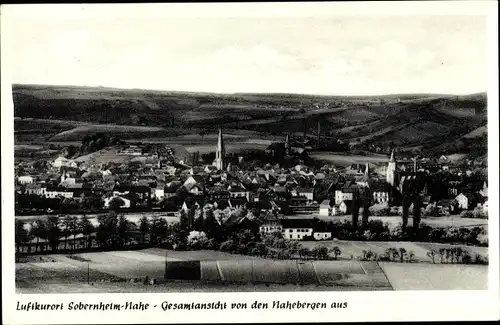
15, 131, 488, 240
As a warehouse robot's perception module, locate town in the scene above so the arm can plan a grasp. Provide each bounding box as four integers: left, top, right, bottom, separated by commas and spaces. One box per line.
15, 128, 488, 251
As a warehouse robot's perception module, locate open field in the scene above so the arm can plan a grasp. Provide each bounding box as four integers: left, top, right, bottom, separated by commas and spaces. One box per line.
16, 239, 488, 293
379, 263, 487, 290
309, 152, 389, 165
16, 250, 391, 292
16, 281, 382, 294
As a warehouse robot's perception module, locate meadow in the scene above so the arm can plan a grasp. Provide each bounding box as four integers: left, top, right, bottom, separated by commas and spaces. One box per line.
379, 263, 487, 290
16, 238, 488, 293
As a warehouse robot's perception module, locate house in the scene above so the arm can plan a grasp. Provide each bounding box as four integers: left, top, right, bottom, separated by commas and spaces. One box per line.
319, 199, 332, 216
184, 175, 205, 187
445, 174, 463, 197
18, 175, 34, 185
208, 187, 230, 201
339, 200, 353, 214
45, 187, 73, 199
65, 183, 92, 198
204, 165, 218, 174
482, 200, 488, 213
53, 156, 70, 168
104, 195, 131, 209
335, 189, 354, 206
186, 183, 205, 196
182, 200, 201, 213
436, 199, 458, 214
152, 184, 165, 201
292, 187, 314, 202
281, 219, 313, 240
163, 186, 178, 200
479, 181, 488, 198
455, 192, 483, 210
113, 184, 131, 196
25, 183, 46, 196
313, 232, 332, 241
189, 166, 205, 175
259, 214, 283, 234
164, 165, 177, 175
101, 169, 112, 176
370, 182, 391, 204
228, 198, 248, 209
228, 183, 250, 200
130, 185, 151, 200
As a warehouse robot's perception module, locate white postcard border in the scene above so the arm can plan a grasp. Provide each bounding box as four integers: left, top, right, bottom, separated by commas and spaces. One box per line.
2, 2, 499, 324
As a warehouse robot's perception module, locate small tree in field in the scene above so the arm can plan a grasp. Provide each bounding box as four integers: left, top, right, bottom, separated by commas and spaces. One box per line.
15, 220, 28, 253
398, 248, 407, 263
331, 246, 341, 260
47, 216, 61, 252
78, 216, 95, 249
426, 250, 437, 264
139, 216, 151, 244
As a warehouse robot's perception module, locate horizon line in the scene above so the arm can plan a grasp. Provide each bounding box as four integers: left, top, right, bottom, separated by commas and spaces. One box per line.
11, 83, 487, 98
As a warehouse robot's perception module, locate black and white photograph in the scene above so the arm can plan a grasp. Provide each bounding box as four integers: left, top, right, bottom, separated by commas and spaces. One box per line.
1, 2, 499, 322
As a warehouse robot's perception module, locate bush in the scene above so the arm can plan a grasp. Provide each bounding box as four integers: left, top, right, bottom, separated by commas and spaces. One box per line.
423, 204, 439, 217
477, 234, 488, 246
472, 208, 488, 219
460, 210, 474, 218
219, 239, 235, 253
186, 231, 209, 250
369, 203, 390, 216
474, 254, 488, 265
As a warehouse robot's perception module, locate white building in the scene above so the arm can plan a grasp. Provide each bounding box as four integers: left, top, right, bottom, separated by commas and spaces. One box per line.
183, 175, 205, 187
372, 191, 390, 204
313, 232, 332, 241
335, 190, 354, 206
53, 156, 70, 168
259, 220, 283, 234
228, 185, 250, 200
319, 200, 331, 216
281, 220, 313, 240
482, 200, 488, 213
153, 187, 165, 201
339, 200, 353, 214
455, 193, 478, 210
293, 188, 314, 202
25, 184, 46, 196
45, 188, 73, 199
18, 175, 34, 184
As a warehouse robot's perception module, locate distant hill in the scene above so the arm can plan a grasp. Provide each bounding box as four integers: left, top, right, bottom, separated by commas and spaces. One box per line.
12, 84, 487, 156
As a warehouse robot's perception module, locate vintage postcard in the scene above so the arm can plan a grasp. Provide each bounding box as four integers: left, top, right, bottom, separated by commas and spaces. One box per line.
1, 2, 499, 324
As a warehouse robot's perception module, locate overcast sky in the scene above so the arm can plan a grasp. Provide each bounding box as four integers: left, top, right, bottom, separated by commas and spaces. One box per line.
8, 6, 487, 95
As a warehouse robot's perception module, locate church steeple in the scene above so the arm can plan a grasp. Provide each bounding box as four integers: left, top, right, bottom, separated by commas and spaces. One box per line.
285, 132, 291, 156
364, 163, 369, 176
215, 128, 225, 170
386, 150, 397, 186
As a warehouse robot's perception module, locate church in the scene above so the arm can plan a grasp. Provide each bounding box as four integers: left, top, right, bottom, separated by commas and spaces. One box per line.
214, 128, 225, 170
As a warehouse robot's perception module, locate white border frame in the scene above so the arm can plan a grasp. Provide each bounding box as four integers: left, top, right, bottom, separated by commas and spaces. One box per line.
2, 2, 499, 323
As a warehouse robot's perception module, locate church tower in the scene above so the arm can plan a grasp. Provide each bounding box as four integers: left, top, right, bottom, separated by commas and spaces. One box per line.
386, 150, 397, 186
364, 163, 370, 177
215, 128, 225, 170
285, 132, 291, 156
